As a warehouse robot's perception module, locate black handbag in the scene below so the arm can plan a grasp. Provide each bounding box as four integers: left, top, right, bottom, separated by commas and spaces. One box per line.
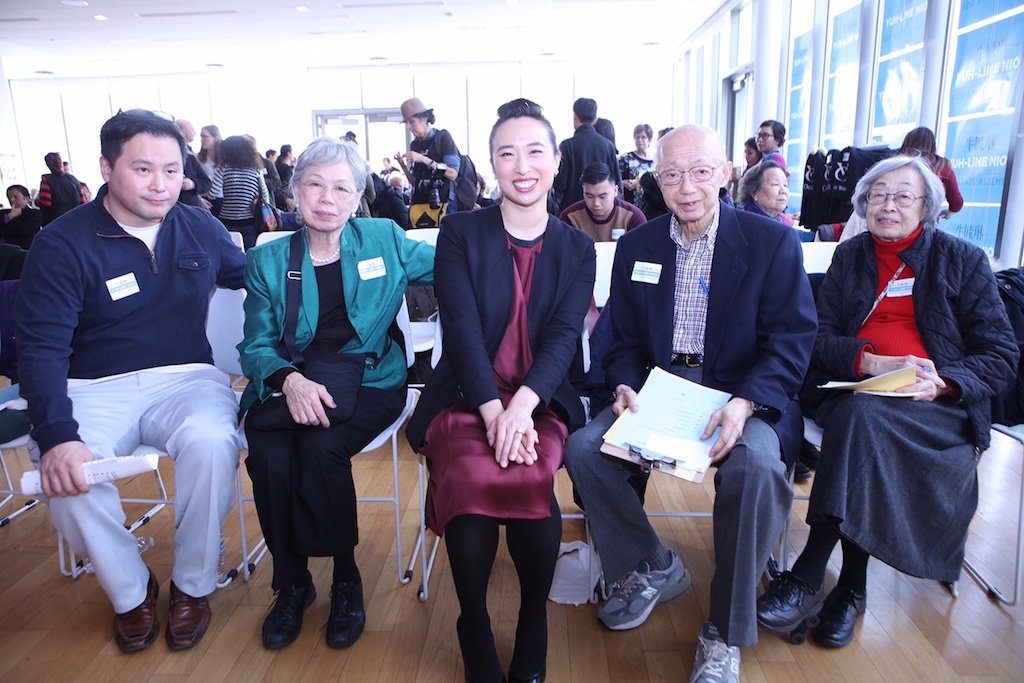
245, 230, 377, 430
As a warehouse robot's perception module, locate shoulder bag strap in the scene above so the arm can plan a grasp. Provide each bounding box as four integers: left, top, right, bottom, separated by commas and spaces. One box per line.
282, 229, 305, 366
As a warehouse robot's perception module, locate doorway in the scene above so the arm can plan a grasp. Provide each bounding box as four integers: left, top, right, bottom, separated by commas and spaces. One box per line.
314, 109, 408, 177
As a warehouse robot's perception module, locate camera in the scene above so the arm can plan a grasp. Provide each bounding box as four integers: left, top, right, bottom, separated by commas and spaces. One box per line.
420, 163, 448, 209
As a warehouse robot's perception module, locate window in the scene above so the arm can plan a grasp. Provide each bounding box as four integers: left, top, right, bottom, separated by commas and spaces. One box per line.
869, 0, 928, 144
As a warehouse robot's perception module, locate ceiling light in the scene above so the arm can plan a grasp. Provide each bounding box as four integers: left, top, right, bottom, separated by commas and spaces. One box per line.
94, 15, 107, 21
296, 5, 308, 11
61, 0, 89, 6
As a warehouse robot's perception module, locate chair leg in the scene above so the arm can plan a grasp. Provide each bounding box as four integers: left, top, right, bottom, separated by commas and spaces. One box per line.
962, 424, 1024, 606
413, 452, 440, 602
0, 443, 40, 526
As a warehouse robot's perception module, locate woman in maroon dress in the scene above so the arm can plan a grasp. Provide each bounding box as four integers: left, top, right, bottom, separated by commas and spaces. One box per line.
406, 99, 595, 683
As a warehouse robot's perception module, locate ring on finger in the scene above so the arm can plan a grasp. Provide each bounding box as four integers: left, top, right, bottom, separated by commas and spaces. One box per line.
514, 429, 524, 435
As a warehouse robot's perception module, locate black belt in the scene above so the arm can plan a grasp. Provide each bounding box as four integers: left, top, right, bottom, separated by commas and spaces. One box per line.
671, 353, 703, 368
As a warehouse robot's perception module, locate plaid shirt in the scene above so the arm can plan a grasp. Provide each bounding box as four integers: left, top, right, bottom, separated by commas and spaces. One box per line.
670, 207, 719, 355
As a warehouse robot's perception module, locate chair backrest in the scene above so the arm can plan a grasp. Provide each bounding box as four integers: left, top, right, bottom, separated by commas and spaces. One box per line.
207, 286, 246, 377
594, 241, 617, 308
395, 297, 416, 368
405, 228, 439, 246
430, 310, 443, 368
801, 241, 838, 274
227, 231, 245, 250
255, 231, 290, 247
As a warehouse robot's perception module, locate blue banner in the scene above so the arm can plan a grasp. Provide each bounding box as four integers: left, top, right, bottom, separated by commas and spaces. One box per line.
960, 0, 1024, 29
946, 114, 1013, 205
948, 14, 1024, 118
830, 6, 862, 75
941, 205, 1001, 256
874, 50, 923, 127
880, 0, 927, 55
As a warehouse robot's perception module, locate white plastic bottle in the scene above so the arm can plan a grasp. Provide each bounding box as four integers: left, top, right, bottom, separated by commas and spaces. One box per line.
217, 536, 229, 584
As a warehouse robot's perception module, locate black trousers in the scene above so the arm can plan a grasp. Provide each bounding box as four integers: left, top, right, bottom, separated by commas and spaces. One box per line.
245, 385, 405, 590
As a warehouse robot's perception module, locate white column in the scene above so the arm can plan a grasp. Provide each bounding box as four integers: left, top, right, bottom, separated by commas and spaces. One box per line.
752, 0, 785, 123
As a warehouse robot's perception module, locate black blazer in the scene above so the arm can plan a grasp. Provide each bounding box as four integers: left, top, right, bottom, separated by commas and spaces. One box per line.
406, 205, 596, 451
604, 202, 817, 465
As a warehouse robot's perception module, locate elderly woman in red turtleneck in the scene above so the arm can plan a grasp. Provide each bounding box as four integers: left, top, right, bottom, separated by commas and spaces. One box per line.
756, 155, 1017, 651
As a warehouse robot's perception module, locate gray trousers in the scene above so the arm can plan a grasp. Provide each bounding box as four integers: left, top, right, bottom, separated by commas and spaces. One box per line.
563, 368, 792, 647
42, 365, 240, 612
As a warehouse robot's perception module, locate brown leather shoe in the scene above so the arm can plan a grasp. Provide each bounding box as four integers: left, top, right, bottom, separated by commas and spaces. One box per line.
166, 581, 212, 650
113, 568, 160, 653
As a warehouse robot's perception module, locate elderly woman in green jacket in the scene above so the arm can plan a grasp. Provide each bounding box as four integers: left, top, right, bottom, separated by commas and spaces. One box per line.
238, 136, 433, 652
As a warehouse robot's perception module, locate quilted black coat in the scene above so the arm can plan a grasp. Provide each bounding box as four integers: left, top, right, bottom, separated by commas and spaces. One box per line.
800, 226, 1019, 451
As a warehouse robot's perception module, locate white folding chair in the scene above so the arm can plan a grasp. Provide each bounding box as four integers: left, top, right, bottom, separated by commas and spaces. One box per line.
0, 433, 37, 527
255, 231, 290, 247
227, 231, 245, 250
800, 241, 838, 275
236, 298, 422, 586
405, 227, 439, 246
962, 424, 1024, 605
593, 241, 616, 308
59, 286, 249, 581
0, 383, 37, 526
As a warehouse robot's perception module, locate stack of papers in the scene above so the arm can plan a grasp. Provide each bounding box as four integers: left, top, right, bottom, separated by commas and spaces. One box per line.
818, 365, 921, 397
601, 368, 731, 483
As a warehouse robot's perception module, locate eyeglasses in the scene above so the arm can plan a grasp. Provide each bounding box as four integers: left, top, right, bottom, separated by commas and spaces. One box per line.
756, 132, 774, 139
866, 190, 923, 208
656, 163, 724, 186
300, 180, 354, 201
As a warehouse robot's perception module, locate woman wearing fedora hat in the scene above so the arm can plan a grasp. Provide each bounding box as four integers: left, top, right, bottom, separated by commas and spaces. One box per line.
400, 97, 462, 217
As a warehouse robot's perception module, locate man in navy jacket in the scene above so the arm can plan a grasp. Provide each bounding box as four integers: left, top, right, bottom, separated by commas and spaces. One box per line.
17, 110, 245, 654
564, 126, 816, 683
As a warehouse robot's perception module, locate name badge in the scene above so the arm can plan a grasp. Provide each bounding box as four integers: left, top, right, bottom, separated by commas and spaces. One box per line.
631, 261, 662, 285
357, 257, 387, 281
887, 278, 914, 297
106, 272, 140, 301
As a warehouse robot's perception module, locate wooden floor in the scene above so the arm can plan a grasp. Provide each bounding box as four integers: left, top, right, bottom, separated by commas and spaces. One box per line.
1, 425, 1023, 682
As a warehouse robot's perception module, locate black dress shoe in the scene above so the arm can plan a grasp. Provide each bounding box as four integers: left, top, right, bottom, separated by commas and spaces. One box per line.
508, 670, 545, 683
326, 580, 365, 648
813, 585, 866, 648
756, 571, 823, 631
262, 581, 316, 650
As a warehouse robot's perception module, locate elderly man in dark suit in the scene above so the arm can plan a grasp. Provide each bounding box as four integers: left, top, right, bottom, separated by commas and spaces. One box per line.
564, 125, 816, 683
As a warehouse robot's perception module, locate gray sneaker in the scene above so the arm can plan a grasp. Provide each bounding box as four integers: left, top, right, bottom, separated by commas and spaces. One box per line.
597, 548, 690, 630
690, 621, 740, 683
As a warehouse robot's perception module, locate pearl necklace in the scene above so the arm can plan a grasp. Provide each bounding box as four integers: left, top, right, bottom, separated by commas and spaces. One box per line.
309, 247, 341, 264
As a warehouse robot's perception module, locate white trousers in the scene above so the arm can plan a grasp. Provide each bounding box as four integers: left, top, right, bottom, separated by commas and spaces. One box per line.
43, 365, 240, 613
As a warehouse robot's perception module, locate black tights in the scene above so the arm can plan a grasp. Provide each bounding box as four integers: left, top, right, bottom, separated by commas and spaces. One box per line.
444, 496, 561, 683
791, 522, 869, 593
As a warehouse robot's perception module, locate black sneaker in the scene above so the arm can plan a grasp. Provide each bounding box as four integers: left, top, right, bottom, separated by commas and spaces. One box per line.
326, 580, 365, 648
813, 585, 866, 648
262, 581, 316, 650
756, 571, 823, 632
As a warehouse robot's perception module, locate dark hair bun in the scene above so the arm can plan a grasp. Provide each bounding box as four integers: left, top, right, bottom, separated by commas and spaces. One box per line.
497, 98, 545, 120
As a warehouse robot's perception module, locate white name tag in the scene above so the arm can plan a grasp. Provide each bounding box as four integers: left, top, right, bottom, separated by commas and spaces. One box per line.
631, 261, 662, 285
357, 257, 387, 280
105, 272, 140, 301
887, 278, 914, 297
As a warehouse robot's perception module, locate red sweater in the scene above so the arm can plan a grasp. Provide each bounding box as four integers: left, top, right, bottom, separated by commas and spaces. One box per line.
856, 226, 929, 369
